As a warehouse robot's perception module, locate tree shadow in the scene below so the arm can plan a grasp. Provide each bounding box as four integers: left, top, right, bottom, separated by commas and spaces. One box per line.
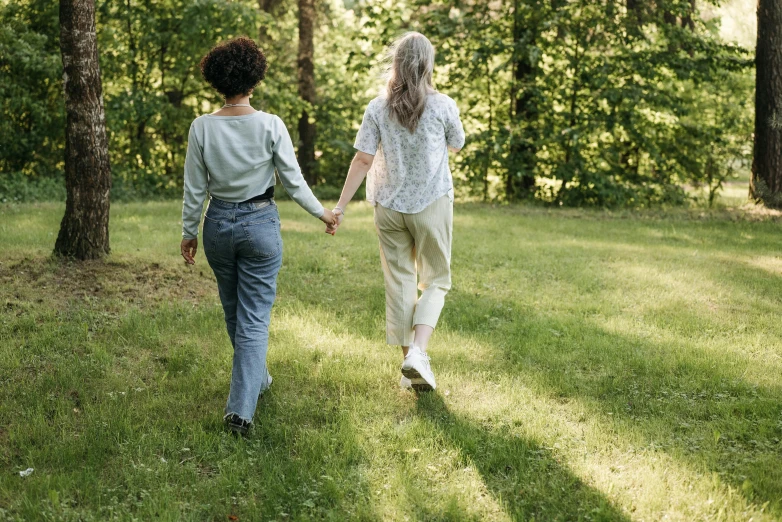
275, 255, 782, 516
265, 302, 631, 521
267, 203, 782, 515
437, 289, 782, 516
0, 300, 381, 521
408, 393, 631, 521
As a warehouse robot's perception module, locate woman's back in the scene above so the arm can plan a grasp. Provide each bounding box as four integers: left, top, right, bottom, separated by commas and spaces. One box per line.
182, 110, 324, 239
354, 92, 465, 214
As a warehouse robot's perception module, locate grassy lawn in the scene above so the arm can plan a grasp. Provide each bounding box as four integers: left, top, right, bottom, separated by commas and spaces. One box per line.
1, 200, 781, 521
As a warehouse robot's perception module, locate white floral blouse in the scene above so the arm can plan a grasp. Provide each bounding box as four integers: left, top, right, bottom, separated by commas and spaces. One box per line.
353, 93, 465, 214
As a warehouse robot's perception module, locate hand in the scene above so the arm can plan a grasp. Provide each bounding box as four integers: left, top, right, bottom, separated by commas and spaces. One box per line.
326, 208, 344, 236
181, 238, 198, 265
319, 208, 337, 229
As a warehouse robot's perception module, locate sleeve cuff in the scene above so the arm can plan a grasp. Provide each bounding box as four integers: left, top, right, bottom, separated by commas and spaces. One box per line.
353, 144, 377, 156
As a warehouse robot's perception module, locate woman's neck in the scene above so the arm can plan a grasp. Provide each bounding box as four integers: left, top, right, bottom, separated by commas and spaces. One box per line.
212, 93, 256, 116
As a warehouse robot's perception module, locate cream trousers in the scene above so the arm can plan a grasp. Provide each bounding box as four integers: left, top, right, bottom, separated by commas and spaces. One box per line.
374, 194, 453, 346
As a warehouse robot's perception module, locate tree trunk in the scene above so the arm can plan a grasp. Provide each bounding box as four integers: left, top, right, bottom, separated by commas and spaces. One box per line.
298, 0, 317, 186
484, 59, 493, 202
750, 0, 782, 208
506, 0, 537, 201
54, 0, 112, 259
681, 0, 696, 31
258, 0, 283, 43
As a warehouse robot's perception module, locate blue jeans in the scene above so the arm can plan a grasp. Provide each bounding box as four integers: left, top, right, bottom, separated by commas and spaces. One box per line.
202, 197, 283, 422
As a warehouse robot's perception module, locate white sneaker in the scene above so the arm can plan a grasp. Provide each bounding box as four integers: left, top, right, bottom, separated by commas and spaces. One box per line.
401, 346, 436, 391
259, 374, 273, 398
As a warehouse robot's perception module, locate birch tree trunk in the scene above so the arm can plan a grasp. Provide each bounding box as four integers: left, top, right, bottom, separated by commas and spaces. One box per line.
54, 0, 112, 259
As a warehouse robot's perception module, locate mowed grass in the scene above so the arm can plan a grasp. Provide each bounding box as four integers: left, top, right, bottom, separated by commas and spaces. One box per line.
1, 200, 781, 521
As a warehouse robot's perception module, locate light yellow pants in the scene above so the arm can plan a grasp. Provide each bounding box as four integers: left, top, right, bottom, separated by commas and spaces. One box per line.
374, 194, 453, 346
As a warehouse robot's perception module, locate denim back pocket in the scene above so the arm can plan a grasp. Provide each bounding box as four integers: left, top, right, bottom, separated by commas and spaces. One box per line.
241, 216, 282, 258
202, 214, 222, 255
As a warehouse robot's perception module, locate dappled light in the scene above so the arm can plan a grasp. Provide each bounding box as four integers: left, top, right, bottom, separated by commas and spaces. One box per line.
2, 0, 780, 518
2, 201, 780, 519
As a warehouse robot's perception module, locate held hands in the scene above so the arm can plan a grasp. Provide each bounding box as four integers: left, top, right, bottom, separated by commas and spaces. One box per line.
325, 207, 344, 236
319, 208, 338, 234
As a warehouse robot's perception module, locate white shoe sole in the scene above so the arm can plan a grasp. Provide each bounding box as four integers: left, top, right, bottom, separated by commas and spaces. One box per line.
401, 367, 436, 392
400, 375, 428, 390
259, 374, 273, 398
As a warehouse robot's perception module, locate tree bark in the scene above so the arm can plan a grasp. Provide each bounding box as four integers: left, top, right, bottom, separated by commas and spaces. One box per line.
298, 0, 317, 186
54, 0, 112, 259
681, 0, 696, 31
506, 0, 538, 201
258, 0, 284, 43
750, 0, 782, 208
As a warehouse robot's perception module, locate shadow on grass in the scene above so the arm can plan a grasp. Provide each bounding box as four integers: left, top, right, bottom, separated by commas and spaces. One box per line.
412, 393, 631, 522
277, 255, 782, 516
217, 212, 782, 517
440, 288, 782, 515
5, 200, 781, 519
0, 301, 380, 521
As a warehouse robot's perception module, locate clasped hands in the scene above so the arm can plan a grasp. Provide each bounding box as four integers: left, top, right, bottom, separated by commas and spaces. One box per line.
322, 207, 344, 236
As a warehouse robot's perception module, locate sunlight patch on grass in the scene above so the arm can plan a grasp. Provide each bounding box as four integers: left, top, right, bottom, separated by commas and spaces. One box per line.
2, 200, 781, 520
269, 306, 778, 521
744, 255, 782, 276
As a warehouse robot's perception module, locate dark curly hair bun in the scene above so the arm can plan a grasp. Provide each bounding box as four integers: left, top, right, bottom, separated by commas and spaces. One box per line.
200, 37, 268, 98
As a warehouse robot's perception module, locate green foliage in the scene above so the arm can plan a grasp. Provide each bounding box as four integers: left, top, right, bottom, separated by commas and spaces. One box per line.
410, 0, 754, 207
0, 4, 64, 179
0, 0, 756, 207
676, 71, 754, 207
0, 172, 65, 203
97, 0, 263, 197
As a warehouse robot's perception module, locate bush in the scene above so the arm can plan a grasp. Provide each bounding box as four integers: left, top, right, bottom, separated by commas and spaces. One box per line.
0, 172, 65, 203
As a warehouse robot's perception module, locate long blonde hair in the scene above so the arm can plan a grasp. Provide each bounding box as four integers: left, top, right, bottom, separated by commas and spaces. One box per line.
385, 32, 436, 133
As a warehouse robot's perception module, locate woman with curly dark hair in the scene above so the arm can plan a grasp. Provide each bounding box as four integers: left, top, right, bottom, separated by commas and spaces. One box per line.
180, 36, 336, 435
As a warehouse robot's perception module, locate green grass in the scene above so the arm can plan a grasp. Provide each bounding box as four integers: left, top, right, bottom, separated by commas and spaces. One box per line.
1, 200, 781, 521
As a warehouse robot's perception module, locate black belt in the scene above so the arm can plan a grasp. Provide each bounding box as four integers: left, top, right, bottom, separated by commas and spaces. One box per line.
240, 186, 274, 204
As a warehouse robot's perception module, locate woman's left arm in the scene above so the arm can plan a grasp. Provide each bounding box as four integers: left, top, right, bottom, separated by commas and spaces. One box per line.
445, 98, 465, 152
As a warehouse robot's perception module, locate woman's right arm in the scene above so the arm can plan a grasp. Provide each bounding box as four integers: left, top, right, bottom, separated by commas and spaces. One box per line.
335, 152, 374, 213
181, 122, 208, 264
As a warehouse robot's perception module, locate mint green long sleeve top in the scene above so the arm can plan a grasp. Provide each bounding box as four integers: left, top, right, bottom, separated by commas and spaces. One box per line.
181, 111, 325, 239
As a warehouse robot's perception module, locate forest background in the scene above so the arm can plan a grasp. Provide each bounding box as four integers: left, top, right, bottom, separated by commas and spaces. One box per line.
0, 0, 759, 208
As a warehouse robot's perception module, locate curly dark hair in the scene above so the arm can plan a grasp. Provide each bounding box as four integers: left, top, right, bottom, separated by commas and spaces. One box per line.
199, 37, 268, 98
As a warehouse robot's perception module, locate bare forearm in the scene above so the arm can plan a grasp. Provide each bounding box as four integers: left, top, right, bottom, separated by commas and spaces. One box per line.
337, 155, 372, 210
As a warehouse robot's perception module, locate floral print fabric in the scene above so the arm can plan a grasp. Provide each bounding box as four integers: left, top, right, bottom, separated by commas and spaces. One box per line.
354, 93, 465, 214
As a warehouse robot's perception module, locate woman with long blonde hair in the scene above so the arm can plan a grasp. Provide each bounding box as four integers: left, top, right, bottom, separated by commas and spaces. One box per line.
329, 32, 465, 391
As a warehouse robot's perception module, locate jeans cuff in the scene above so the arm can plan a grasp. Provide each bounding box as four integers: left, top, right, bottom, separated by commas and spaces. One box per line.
223, 412, 253, 424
